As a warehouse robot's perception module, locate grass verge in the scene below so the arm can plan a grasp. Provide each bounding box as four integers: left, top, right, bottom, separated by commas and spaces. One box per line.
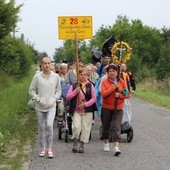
0, 69, 36, 170
135, 80, 170, 109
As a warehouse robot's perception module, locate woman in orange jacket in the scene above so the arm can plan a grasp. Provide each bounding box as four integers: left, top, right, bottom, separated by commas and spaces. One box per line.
100, 64, 131, 156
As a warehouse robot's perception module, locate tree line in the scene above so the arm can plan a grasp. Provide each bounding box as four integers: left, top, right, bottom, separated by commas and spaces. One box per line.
0, 1, 170, 85
54, 15, 170, 81
0, 0, 36, 80
0, 0, 46, 89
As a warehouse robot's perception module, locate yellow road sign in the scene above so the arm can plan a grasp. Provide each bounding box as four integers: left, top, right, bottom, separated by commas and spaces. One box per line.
58, 16, 93, 40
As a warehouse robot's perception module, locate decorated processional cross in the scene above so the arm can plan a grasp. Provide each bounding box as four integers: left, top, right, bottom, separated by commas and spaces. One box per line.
109, 34, 132, 111
111, 39, 132, 65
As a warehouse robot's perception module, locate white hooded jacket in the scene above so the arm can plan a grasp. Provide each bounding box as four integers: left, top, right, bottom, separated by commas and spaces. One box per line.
29, 71, 61, 112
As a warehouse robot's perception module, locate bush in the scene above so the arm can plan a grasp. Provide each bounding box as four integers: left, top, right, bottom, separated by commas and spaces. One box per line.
0, 36, 35, 78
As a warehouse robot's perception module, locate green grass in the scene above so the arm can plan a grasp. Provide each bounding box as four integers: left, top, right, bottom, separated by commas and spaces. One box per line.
135, 80, 170, 109
0, 69, 36, 170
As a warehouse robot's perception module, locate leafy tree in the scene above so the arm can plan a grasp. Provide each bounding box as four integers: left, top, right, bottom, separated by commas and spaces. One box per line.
62, 40, 75, 62
54, 46, 65, 63
161, 26, 170, 43
91, 25, 114, 50
0, 0, 22, 39
36, 51, 48, 63
54, 15, 170, 80
0, 35, 34, 77
154, 27, 170, 79
91, 15, 163, 80
53, 40, 90, 63
155, 43, 170, 80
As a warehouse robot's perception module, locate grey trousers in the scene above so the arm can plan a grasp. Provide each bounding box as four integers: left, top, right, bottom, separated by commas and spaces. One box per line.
36, 110, 56, 150
101, 108, 123, 142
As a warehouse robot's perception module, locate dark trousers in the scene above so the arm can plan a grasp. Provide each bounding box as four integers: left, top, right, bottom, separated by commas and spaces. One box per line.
101, 107, 123, 142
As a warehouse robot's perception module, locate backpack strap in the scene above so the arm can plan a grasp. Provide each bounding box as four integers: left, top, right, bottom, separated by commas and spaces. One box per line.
80, 83, 91, 100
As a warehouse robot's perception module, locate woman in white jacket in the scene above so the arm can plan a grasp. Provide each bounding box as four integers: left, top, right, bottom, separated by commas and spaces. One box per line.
29, 57, 61, 158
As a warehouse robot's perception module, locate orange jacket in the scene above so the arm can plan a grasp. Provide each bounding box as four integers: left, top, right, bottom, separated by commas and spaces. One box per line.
120, 72, 131, 92
101, 78, 130, 110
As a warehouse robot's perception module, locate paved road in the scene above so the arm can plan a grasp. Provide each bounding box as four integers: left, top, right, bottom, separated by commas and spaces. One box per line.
28, 98, 170, 170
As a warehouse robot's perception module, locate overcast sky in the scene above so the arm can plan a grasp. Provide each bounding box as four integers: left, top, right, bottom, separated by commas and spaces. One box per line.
15, 0, 170, 57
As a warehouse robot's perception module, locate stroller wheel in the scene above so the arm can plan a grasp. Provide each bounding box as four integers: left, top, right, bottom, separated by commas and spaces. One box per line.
65, 130, 69, 143
89, 131, 92, 140
99, 126, 103, 140
127, 127, 133, 143
58, 125, 62, 140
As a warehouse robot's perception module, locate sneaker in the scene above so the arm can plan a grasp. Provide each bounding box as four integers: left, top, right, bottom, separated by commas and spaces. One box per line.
103, 143, 110, 152
72, 145, 78, 153
78, 147, 84, 153
39, 150, 46, 157
114, 147, 121, 156
47, 149, 54, 158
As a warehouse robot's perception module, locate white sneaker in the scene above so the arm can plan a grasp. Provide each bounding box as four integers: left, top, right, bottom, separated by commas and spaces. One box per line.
103, 143, 110, 152
114, 147, 121, 156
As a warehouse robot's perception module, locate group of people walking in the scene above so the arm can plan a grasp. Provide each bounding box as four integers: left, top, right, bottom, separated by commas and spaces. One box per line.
29, 55, 135, 158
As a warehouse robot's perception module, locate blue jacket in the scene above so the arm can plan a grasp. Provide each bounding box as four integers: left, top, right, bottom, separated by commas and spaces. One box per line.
96, 64, 106, 77
95, 78, 102, 116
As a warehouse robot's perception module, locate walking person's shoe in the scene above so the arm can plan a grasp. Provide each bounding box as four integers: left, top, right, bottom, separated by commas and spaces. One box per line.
72, 138, 78, 153
78, 147, 84, 153
114, 147, 121, 156
47, 149, 54, 158
72, 145, 78, 153
103, 143, 110, 152
39, 150, 46, 157
78, 141, 84, 153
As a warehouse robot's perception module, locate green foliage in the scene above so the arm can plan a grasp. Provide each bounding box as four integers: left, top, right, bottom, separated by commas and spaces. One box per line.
36, 51, 48, 63
54, 14, 170, 80
0, 35, 34, 78
155, 43, 170, 79
91, 25, 114, 49
136, 78, 170, 109
161, 26, 170, 43
54, 40, 92, 63
0, 71, 14, 89
62, 40, 75, 62
0, 0, 22, 39
0, 1, 36, 80
0, 75, 29, 133
108, 16, 162, 78
0, 69, 36, 169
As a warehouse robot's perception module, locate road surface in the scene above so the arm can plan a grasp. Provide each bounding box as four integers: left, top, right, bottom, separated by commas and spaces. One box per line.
27, 98, 170, 170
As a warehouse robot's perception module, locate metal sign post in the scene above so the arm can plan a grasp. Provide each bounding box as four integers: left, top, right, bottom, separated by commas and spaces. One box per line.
58, 16, 93, 104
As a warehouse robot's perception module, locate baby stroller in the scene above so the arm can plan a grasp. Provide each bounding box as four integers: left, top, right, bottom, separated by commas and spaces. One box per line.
99, 99, 133, 143
57, 99, 72, 143
57, 84, 72, 143
121, 99, 133, 142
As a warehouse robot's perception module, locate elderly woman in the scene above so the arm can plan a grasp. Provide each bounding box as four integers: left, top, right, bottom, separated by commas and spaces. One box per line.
65, 58, 84, 85
100, 64, 131, 156
59, 63, 68, 85
66, 68, 96, 153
